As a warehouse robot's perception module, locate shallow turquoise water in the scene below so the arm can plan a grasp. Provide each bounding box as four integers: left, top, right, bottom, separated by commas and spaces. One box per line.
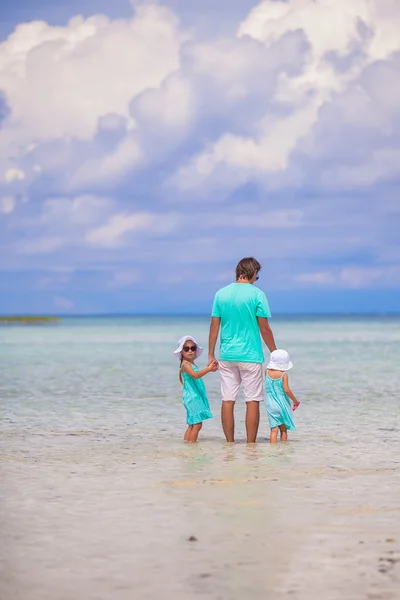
1, 316, 400, 599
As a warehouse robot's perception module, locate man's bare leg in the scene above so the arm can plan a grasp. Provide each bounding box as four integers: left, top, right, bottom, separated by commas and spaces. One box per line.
245, 401, 260, 443
221, 401, 235, 442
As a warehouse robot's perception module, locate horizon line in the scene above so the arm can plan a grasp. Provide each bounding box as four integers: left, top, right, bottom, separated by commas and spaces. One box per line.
1, 312, 400, 318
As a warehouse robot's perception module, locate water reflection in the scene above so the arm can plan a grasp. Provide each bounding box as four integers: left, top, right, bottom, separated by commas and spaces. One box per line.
221, 443, 237, 463
180, 444, 214, 475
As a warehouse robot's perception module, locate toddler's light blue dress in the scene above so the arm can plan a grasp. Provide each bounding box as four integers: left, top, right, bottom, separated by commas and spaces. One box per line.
265, 372, 296, 430
181, 363, 213, 425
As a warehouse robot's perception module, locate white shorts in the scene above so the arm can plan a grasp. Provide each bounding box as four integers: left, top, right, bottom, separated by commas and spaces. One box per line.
219, 361, 264, 403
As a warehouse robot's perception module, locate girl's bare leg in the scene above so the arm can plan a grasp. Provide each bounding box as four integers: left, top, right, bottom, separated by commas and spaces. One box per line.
279, 425, 288, 442
184, 425, 193, 442
188, 422, 202, 442
270, 427, 279, 443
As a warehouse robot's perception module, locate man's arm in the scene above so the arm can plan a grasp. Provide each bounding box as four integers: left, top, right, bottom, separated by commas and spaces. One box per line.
208, 316, 220, 364
257, 317, 277, 352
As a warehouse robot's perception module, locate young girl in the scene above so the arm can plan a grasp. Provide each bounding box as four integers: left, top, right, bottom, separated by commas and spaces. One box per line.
174, 335, 218, 443
265, 349, 300, 443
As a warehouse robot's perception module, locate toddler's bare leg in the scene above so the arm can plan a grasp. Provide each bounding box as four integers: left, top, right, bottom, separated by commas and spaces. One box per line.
184, 425, 192, 442
188, 422, 202, 442
270, 427, 279, 443
279, 425, 288, 442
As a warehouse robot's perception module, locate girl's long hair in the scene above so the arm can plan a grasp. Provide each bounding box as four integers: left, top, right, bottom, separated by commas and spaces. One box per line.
179, 355, 183, 384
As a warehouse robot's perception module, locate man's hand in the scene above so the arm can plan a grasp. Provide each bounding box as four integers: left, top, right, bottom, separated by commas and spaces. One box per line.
208, 360, 219, 372
208, 354, 217, 366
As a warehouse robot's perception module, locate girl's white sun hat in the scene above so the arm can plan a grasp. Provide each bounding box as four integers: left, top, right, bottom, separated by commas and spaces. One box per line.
267, 349, 293, 371
173, 335, 203, 359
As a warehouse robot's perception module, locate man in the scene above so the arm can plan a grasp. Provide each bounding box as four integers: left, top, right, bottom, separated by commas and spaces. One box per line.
208, 257, 277, 443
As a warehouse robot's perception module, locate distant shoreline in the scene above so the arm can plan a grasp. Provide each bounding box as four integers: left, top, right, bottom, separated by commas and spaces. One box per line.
0, 316, 61, 324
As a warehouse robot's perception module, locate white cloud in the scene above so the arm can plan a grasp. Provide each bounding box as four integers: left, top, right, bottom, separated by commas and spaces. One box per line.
86, 211, 179, 247
98, 113, 128, 132
12, 194, 115, 254
339, 266, 400, 288
294, 266, 400, 288
239, 0, 400, 82
320, 149, 400, 188
295, 271, 335, 285
3, 0, 398, 200
3, 168, 25, 183
53, 296, 74, 310
37, 273, 72, 290
172, 104, 317, 189
70, 136, 142, 189
135, 75, 194, 128
110, 270, 141, 288
172, 0, 400, 193
0, 196, 15, 214
0, 4, 183, 143
18, 236, 64, 255
40, 194, 113, 224
209, 209, 303, 229
10, 194, 113, 234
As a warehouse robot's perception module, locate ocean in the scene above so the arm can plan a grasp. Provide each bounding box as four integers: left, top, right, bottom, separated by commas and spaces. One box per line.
1, 315, 399, 599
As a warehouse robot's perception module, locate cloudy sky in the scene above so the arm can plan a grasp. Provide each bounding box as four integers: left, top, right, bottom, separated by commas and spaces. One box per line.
0, 0, 399, 315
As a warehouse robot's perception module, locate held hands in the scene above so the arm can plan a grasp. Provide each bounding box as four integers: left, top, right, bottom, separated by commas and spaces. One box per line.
207, 360, 219, 372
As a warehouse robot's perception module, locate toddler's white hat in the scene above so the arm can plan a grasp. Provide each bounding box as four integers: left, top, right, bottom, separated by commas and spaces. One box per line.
173, 335, 203, 359
267, 349, 293, 371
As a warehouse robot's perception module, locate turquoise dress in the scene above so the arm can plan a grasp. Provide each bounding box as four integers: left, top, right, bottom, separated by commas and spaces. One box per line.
265, 372, 296, 430
181, 363, 213, 425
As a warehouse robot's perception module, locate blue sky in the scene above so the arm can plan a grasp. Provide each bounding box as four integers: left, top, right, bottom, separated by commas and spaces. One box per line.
0, 0, 399, 315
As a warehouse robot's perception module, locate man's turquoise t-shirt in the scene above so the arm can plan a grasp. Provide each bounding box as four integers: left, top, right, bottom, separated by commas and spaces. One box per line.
211, 283, 271, 363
